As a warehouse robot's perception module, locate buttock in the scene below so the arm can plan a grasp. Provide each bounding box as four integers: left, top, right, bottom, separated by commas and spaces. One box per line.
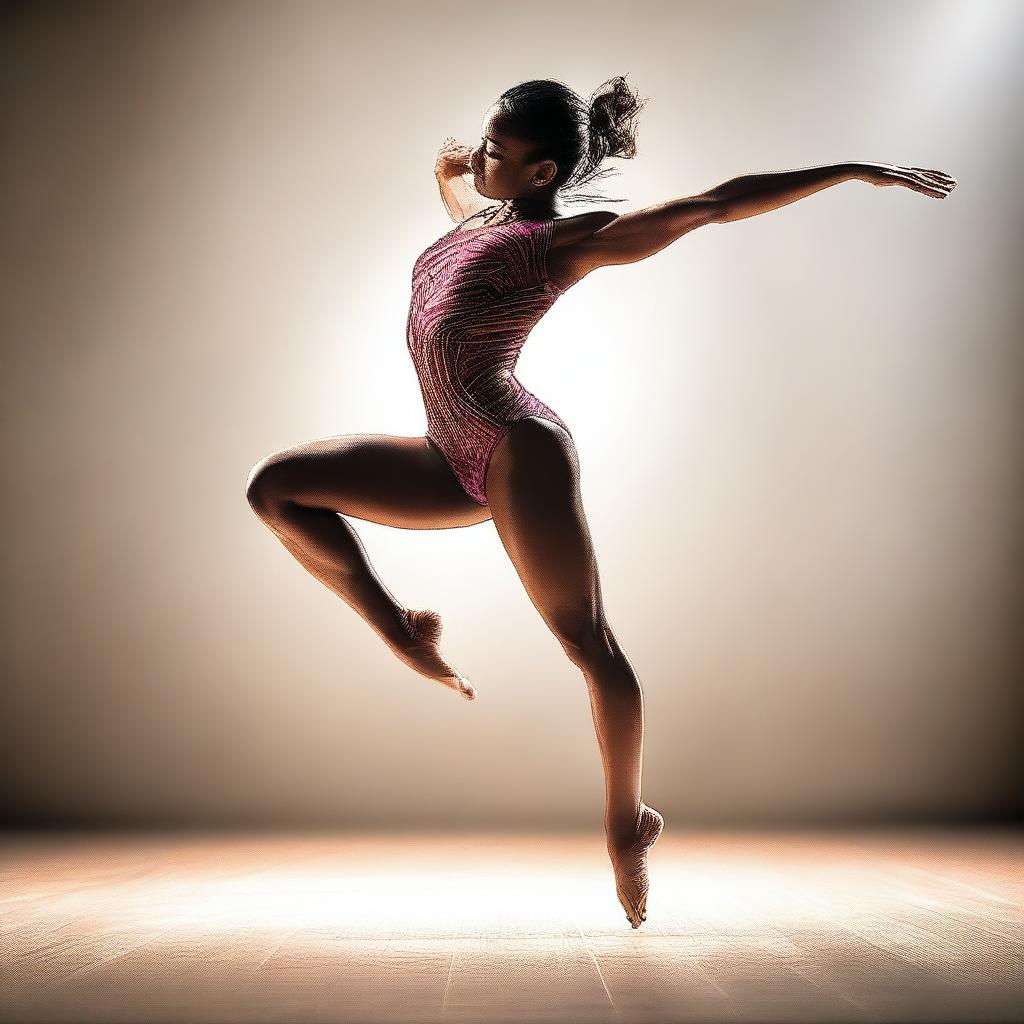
517, 411, 574, 442
428, 408, 573, 507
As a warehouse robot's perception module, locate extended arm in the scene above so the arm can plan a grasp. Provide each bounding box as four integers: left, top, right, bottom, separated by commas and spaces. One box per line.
578, 161, 955, 270
580, 163, 857, 268
710, 161, 956, 221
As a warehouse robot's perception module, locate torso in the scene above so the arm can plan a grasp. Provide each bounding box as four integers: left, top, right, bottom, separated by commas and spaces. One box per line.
405, 214, 572, 505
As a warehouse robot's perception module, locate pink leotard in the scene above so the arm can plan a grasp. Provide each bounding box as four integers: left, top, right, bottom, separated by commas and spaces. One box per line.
406, 213, 573, 506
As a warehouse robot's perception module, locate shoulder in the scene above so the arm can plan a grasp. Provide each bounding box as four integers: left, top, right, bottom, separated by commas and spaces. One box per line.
542, 211, 620, 293
550, 211, 619, 249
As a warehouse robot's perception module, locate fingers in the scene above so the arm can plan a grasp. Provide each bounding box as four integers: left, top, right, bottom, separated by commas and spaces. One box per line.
914, 168, 957, 187
871, 164, 957, 199
909, 166, 956, 184
890, 166, 957, 198
437, 136, 473, 173
906, 166, 958, 197
439, 136, 469, 154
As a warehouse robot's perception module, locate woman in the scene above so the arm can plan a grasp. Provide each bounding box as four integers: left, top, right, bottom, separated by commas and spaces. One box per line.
245, 76, 956, 928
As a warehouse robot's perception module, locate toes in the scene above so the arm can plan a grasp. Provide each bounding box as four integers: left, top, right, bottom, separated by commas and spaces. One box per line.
617, 886, 641, 927
446, 672, 476, 699
616, 875, 651, 928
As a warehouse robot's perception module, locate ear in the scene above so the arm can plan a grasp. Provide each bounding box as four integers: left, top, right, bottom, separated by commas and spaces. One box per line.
533, 159, 558, 187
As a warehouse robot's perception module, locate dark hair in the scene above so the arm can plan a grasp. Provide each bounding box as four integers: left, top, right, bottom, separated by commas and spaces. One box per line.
493, 75, 648, 210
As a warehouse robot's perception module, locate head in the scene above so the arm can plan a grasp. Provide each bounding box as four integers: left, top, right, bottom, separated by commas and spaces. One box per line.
469, 75, 648, 215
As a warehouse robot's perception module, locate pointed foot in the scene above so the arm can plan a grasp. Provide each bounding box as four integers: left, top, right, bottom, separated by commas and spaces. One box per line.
610, 802, 664, 928
396, 609, 477, 699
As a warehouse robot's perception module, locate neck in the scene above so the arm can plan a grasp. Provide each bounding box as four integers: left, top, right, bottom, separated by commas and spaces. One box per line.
507, 193, 556, 220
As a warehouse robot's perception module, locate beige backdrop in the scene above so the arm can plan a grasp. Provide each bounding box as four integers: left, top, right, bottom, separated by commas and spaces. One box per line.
2, 0, 1021, 828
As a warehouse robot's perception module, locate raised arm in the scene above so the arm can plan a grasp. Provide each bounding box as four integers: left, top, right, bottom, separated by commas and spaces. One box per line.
569, 161, 956, 275
435, 137, 493, 224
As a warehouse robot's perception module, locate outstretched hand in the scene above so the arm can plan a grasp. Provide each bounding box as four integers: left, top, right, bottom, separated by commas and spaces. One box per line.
857, 162, 957, 198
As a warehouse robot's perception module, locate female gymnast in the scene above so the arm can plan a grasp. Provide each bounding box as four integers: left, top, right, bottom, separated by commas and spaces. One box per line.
245, 76, 956, 928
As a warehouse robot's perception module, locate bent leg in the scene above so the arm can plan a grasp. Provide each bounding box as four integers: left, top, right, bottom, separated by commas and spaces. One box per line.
248, 432, 492, 531
245, 433, 489, 693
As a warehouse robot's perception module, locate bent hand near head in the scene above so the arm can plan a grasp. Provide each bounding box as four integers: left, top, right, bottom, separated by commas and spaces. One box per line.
435, 136, 474, 179
855, 162, 957, 198
435, 136, 493, 224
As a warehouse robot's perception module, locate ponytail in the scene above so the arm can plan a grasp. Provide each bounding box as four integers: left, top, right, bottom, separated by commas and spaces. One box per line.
561, 73, 648, 205
587, 74, 645, 163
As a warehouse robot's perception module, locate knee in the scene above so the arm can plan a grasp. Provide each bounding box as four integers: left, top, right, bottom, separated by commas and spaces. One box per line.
551, 614, 614, 667
245, 457, 285, 518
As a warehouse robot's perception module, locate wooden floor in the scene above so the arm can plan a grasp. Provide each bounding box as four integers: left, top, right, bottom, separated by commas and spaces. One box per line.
1, 828, 1021, 1023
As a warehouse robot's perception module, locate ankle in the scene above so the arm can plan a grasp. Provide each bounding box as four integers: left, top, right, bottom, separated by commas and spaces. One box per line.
606, 810, 641, 853
381, 606, 416, 648
397, 606, 414, 636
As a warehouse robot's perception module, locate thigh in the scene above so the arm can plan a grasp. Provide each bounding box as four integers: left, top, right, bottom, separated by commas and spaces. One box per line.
246, 433, 493, 530
484, 417, 606, 648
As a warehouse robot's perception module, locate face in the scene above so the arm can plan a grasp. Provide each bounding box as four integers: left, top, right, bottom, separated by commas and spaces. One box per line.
470, 104, 558, 201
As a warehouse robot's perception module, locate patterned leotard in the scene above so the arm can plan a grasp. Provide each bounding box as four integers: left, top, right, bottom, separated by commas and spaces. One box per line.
406, 212, 573, 506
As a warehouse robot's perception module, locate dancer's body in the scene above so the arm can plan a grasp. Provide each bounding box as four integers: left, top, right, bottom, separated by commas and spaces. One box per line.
246, 77, 956, 927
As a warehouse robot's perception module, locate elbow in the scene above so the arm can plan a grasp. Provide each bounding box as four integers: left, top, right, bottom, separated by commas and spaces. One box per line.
665, 195, 729, 233
702, 196, 730, 225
